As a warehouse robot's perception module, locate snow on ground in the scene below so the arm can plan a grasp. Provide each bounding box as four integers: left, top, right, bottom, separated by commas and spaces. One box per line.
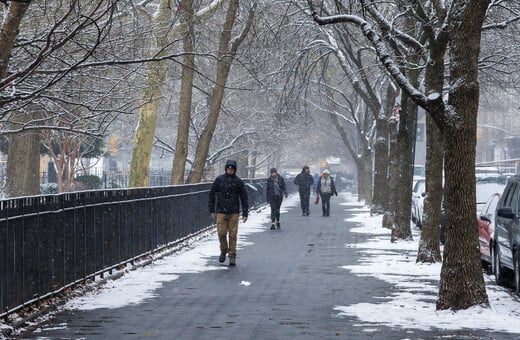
63, 195, 300, 311
336, 197, 520, 334
5, 193, 520, 337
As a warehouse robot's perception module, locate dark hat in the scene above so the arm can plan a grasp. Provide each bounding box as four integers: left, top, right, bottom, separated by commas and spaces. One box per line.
302, 165, 310, 171
225, 159, 237, 170
270, 167, 277, 173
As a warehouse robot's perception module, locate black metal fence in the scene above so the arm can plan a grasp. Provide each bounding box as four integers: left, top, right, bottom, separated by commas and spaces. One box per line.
0, 178, 290, 318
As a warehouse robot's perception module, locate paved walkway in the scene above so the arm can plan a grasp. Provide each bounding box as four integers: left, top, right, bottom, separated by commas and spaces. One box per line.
12, 194, 515, 339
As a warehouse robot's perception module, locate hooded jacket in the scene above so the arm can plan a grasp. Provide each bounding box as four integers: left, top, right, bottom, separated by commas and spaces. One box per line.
294, 166, 314, 192
208, 160, 249, 216
266, 174, 288, 203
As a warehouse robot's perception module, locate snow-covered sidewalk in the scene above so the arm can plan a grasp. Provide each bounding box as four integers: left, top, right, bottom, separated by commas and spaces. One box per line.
4, 193, 520, 338
336, 199, 520, 334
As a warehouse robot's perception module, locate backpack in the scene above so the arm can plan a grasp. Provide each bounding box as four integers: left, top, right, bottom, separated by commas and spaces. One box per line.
274, 182, 282, 196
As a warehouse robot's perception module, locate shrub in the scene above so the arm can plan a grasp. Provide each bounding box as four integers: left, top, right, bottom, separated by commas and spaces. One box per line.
75, 175, 103, 190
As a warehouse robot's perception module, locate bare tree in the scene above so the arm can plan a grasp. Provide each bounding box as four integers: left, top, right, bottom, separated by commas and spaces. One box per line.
187, 1, 255, 183
128, 0, 227, 187
128, 0, 176, 188
170, 0, 195, 184
0, 0, 131, 196
308, 0, 496, 309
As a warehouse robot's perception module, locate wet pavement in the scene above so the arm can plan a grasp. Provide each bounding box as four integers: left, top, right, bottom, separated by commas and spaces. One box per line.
11, 194, 518, 340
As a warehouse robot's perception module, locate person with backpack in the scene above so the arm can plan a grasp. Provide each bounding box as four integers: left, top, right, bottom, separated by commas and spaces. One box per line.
208, 160, 249, 266
294, 165, 314, 216
266, 168, 288, 230
316, 169, 338, 217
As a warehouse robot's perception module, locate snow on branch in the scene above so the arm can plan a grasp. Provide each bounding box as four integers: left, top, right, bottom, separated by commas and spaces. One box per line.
363, 2, 426, 55
207, 131, 257, 163
310, 12, 429, 109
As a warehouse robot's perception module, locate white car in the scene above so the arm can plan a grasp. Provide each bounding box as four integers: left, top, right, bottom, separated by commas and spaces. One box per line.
411, 178, 425, 228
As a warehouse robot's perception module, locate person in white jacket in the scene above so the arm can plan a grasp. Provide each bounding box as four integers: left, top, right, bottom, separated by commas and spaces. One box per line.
316, 169, 338, 217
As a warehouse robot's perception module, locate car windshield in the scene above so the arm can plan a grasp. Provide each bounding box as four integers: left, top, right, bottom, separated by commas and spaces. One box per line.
413, 180, 425, 194
414, 165, 425, 177
483, 194, 500, 216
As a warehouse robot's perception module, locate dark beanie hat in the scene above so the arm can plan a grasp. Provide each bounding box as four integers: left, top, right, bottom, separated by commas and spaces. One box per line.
270, 167, 277, 173
225, 160, 237, 170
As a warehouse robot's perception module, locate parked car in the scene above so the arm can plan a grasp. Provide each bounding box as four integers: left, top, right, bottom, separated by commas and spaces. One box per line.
411, 178, 426, 228
413, 165, 425, 178
410, 177, 445, 243
494, 176, 520, 292
477, 192, 501, 273
475, 176, 507, 213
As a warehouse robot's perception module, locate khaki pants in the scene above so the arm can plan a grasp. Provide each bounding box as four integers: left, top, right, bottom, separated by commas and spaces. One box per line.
216, 213, 239, 256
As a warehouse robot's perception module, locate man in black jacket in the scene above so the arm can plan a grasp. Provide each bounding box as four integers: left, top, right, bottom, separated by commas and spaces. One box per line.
208, 160, 248, 266
294, 165, 314, 216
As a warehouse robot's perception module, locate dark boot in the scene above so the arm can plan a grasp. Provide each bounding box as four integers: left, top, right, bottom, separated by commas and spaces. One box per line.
219, 252, 226, 263
229, 255, 236, 266
276, 222, 281, 229
271, 223, 276, 230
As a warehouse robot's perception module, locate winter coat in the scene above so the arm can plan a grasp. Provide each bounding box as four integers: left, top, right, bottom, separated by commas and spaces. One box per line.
316, 176, 338, 196
208, 161, 249, 216
294, 171, 314, 192
266, 175, 288, 203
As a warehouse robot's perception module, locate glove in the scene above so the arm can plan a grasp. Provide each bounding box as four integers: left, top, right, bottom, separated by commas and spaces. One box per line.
335, 192, 338, 196
285, 193, 288, 198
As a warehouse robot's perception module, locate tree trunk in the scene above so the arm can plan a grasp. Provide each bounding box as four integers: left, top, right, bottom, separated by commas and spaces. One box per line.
372, 84, 396, 214
187, 0, 246, 183
371, 116, 389, 214
44, 133, 82, 193
128, 0, 172, 187
391, 92, 415, 242
384, 115, 399, 228
416, 28, 448, 263
416, 113, 443, 263
5, 113, 41, 197
1, 3, 35, 198
437, 0, 490, 310
356, 156, 372, 206
391, 13, 422, 241
170, 0, 195, 185
0, 2, 30, 78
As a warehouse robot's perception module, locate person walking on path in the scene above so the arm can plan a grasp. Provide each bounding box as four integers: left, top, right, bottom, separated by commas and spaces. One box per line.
294, 165, 314, 216
316, 169, 338, 217
266, 168, 288, 230
208, 160, 249, 266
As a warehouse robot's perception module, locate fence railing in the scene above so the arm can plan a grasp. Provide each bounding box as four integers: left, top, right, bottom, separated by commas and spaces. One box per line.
0, 178, 292, 318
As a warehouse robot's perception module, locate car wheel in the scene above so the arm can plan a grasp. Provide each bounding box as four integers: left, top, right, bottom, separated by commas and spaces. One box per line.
514, 251, 520, 295
494, 244, 507, 286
